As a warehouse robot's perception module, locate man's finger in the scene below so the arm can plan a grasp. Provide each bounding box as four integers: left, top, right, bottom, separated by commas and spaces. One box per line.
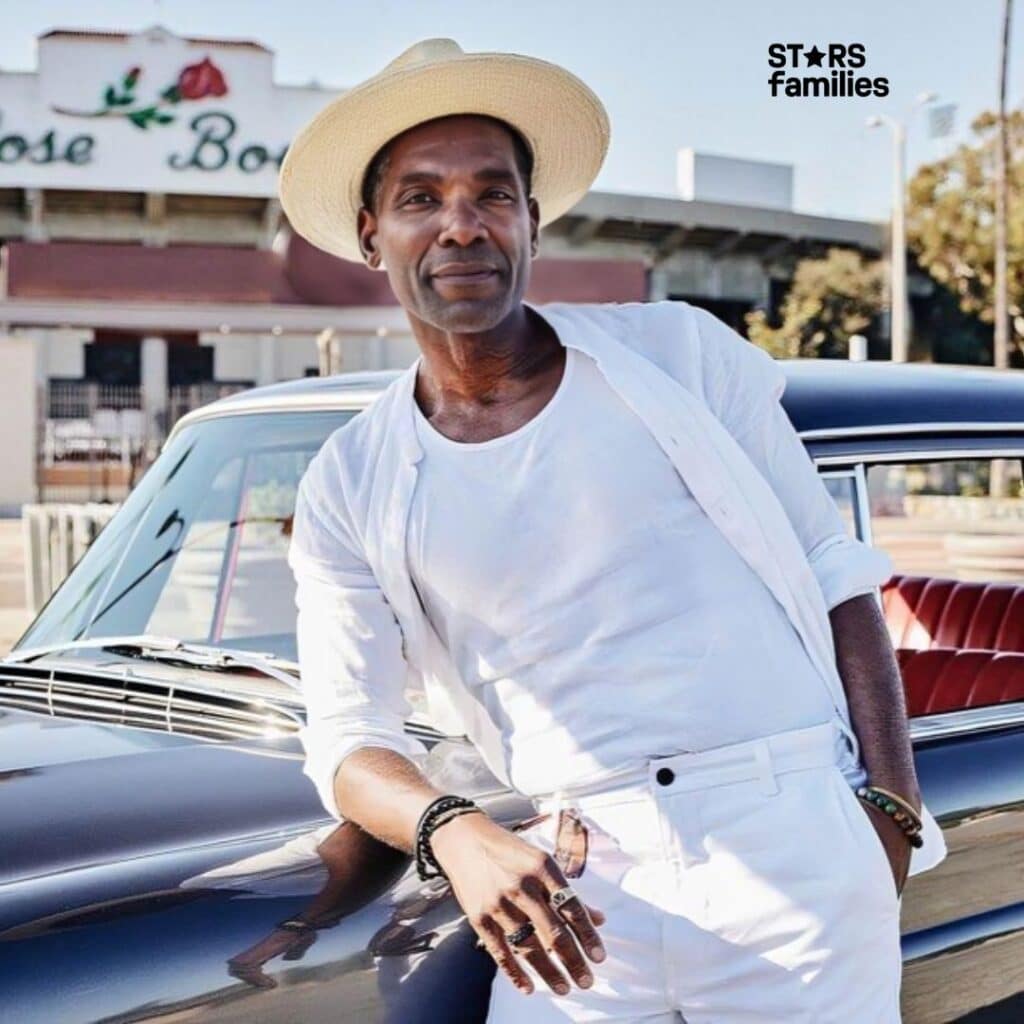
512, 931, 572, 996
557, 897, 608, 963
477, 924, 534, 994
493, 902, 575, 996
535, 859, 607, 965
517, 881, 595, 987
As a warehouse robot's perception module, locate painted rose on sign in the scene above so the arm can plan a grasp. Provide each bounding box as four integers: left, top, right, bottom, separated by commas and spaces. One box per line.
175, 58, 228, 101
50, 58, 230, 130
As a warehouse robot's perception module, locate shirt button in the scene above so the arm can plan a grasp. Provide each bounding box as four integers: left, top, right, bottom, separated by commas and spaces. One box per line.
656, 767, 675, 786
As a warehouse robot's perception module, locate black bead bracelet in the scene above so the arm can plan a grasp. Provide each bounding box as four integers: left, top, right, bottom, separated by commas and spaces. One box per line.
414, 795, 482, 881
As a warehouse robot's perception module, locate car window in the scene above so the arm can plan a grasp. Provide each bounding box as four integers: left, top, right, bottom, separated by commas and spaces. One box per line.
866, 457, 1024, 582
821, 472, 859, 539
147, 448, 308, 646
864, 455, 1024, 719
20, 411, 354, 662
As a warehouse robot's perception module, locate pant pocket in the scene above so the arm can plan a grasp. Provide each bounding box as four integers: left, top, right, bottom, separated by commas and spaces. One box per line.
829, 766, 901, 910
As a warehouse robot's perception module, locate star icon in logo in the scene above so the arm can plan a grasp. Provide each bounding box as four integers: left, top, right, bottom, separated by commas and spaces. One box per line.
805, 45, 826, 67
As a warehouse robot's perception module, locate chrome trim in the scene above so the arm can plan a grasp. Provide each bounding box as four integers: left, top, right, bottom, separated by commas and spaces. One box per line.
801, 422, 1024, 441
910, 702, 1024, 742
853, 462, 873, 547
168, 393, 372, 441
168, 393, 1024, 450
0, 663, 306, 741
814, 447, 1024, 467
0, 658, 450, 746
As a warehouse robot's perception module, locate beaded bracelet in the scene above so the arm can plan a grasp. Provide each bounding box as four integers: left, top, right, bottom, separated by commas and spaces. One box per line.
414, 795, 483, 881
856, 784, 924, 848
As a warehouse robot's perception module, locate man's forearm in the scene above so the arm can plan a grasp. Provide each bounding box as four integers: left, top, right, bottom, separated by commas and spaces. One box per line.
828, 592, 921, 811
334, 745, 449, 853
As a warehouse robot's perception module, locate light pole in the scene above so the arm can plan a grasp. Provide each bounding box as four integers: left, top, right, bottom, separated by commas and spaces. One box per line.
867, 91, 937, 363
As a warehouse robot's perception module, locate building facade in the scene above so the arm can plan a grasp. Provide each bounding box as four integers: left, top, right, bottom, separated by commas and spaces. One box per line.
0, 26, 891, 506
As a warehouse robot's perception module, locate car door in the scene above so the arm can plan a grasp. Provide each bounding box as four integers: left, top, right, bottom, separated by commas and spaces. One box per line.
814, 445, 1024, 1023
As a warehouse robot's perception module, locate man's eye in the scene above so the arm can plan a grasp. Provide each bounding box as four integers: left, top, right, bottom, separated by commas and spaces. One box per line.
487, 189, 514, 200
403, 193, 435, 206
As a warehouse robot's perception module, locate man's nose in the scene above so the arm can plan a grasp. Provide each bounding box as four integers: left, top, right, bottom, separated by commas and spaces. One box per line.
437, 196, 488, 247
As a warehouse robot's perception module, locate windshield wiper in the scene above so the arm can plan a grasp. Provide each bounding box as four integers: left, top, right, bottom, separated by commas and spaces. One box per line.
5, 635, 302, 691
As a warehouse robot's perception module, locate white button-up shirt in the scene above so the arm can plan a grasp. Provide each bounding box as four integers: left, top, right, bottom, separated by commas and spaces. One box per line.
406, 342, 846, 798
287, 299, 947, 877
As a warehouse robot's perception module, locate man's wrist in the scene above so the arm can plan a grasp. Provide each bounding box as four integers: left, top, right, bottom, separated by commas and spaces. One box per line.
429, 808, 492, 864
863, 771, 921, 815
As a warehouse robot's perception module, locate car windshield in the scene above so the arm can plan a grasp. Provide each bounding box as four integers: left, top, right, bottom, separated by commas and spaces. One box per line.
18, 409, 354, 662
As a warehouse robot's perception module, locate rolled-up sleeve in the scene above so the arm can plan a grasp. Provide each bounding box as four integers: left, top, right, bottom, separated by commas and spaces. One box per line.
692, 305, 893, 611
288, 454, 429, 822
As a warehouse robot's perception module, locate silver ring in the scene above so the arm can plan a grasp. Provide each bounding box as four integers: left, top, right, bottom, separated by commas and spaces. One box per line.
549, 885, 579, 911
505, 922, 536, 946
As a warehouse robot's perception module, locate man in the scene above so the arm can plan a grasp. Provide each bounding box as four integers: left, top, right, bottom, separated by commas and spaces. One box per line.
279, 38, 946, 1022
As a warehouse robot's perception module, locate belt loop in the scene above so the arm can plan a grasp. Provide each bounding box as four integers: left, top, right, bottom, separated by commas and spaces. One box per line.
754, 739, 779, 796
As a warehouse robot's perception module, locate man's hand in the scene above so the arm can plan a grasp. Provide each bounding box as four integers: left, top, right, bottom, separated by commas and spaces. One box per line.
431, 811, 607, 997
828, 593, 921, 900
861, 799, 913, 896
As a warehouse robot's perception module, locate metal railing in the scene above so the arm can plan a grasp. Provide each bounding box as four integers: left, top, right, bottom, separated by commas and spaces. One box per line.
22, 503, 120, 612
38, 379, 251, 503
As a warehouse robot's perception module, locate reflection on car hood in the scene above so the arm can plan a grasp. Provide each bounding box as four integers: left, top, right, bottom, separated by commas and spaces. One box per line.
0, 706, 325, 887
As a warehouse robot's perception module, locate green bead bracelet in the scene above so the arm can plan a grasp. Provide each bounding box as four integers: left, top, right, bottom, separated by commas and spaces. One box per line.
856, 785, 924, 849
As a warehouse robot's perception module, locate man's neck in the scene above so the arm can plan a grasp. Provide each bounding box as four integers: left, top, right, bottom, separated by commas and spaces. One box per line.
409, 304, 563, 413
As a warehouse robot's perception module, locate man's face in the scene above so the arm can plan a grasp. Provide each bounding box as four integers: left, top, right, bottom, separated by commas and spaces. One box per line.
356, 115, 539, 333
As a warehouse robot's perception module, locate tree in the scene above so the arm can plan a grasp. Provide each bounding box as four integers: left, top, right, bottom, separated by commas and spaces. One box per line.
744, 247, 886, 358
906, 106, 1024, 360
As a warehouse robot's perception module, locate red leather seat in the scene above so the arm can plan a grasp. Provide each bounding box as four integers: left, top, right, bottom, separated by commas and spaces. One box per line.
901, 648, 957, 717
884, 574, 1024, 714
899, 648, 1024, 716
883, 575, 1024, 654
968, 652, 1024, 708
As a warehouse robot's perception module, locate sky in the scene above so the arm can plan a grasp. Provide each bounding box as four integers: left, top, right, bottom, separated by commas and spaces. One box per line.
0, 0, 1020, 223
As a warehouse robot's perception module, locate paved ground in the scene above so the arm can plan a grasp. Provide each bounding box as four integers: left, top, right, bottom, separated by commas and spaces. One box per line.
0, 519, 33, 655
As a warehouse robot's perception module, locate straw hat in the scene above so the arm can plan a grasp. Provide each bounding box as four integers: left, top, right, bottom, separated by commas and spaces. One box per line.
277, 38, 610, 263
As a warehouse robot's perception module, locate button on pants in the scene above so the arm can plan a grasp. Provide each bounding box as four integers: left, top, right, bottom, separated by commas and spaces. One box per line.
486, 720, 903, 1023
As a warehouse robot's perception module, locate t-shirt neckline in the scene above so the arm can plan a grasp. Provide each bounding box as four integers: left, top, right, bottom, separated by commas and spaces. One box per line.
413, 343, 575, 452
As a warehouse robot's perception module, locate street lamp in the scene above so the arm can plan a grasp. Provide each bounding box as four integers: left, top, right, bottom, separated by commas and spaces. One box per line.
867, 91, 937, 363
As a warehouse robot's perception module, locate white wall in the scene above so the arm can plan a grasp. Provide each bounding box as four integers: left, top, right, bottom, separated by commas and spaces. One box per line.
677, 150, 794, 211
207, 334, 258, 383
338, 332, 419, 372
0, 335, 38, 509
15, 327, 89, 381
275, 333, 319, 380
204, 327, 418, 384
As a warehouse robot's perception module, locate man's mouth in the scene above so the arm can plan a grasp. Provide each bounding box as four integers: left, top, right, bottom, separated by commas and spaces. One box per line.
431, 263, 499, 286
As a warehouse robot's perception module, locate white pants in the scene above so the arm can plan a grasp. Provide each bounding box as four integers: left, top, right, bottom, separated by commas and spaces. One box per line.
487, 720, 903, 1023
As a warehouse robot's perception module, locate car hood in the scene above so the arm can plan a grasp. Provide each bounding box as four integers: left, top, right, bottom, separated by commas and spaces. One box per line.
0, 704, 325, 886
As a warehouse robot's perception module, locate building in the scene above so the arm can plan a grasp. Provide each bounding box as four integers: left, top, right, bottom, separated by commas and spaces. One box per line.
0, 25, 891, 507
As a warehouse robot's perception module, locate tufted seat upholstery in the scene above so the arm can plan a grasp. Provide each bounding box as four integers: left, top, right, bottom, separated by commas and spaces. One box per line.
899, 648, 1024, 717
882, 575, 1024, 653
880, 575, 1024, 715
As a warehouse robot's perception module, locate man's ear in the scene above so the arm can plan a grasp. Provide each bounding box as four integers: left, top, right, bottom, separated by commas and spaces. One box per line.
356, 207, 385, 271
527, 197, 541, 258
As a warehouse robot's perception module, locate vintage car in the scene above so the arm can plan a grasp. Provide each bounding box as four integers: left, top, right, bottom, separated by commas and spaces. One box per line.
3, 356, 1024, 1024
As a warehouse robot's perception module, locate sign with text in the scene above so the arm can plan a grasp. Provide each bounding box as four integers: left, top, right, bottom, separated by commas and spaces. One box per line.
0, 25, 340, 197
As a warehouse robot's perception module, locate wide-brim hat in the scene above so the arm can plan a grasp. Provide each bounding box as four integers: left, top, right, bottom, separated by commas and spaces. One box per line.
278, 37, 610, 263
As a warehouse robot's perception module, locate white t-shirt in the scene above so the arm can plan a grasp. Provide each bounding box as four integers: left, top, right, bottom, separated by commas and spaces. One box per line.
407, 344, 835, 797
